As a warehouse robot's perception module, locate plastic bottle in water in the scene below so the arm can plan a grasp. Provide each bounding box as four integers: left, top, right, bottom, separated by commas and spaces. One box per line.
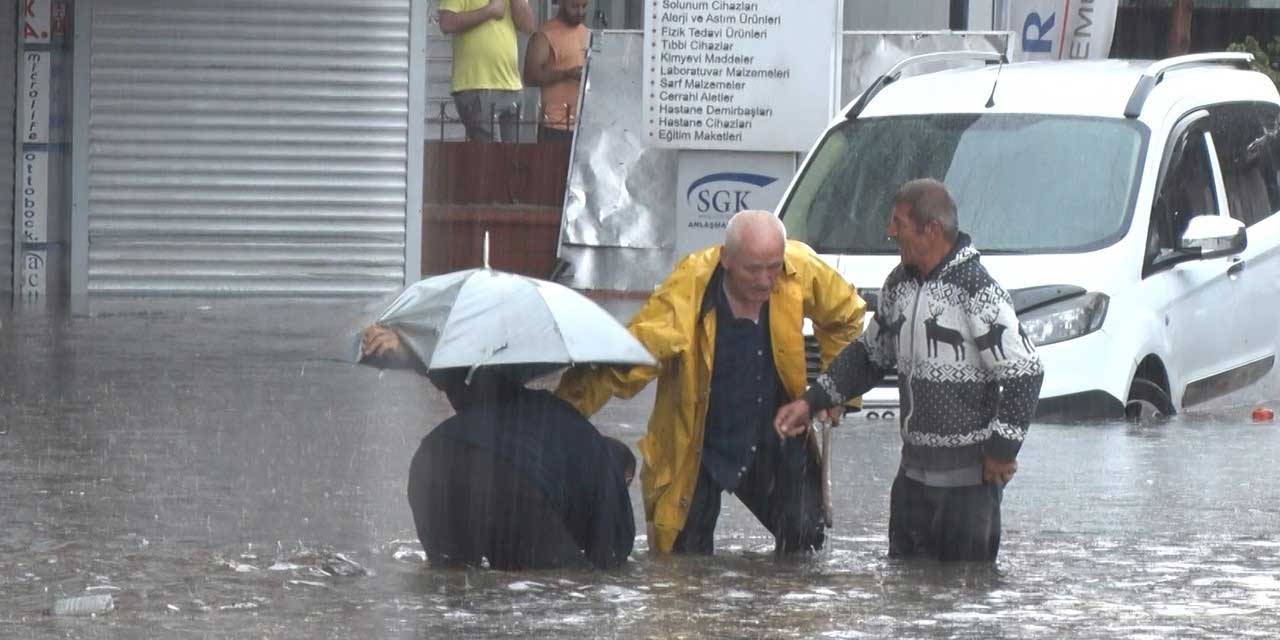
49, 594, 115, 616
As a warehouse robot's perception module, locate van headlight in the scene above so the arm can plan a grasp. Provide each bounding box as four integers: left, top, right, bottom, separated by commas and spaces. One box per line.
1019, 292, 1109, 346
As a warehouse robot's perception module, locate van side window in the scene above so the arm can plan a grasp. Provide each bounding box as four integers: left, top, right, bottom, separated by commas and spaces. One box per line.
1207, 103, 1280, 227
1146, 131, 1218, 272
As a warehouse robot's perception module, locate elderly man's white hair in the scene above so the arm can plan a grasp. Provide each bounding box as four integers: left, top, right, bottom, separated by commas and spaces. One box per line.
724, 210, 786, 254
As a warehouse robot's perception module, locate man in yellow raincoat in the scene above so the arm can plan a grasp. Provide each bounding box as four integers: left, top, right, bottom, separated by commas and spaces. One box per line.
556, 210, 865, 554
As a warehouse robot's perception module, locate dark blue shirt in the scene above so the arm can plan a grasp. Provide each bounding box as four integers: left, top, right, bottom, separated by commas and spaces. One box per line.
702, 274, 784, 491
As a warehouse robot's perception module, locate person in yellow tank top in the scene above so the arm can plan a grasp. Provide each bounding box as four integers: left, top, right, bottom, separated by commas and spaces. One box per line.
522, 0, 590, 144
438, 0, 535, 142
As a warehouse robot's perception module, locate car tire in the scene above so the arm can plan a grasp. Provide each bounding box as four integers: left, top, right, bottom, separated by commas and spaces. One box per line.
1125, 377, 1174, 421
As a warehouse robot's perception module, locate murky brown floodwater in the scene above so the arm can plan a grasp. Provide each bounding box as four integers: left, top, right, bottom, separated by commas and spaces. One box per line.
1, 298, 1278, 639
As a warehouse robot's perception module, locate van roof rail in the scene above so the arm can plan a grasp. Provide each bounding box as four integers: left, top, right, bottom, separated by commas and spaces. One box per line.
845, 51, 1006, 120
1124, 52, 1256, 118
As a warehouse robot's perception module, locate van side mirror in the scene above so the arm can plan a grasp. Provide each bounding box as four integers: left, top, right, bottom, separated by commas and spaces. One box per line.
1177, 214, 1247, 259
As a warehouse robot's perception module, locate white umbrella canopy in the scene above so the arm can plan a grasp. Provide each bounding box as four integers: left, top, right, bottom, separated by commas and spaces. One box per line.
351, 268, 655, 374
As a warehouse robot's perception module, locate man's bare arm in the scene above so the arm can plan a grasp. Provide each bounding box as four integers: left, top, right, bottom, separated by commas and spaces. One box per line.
523, 32, 583, 87
522, 31, 551, 86
509, 0, 536, 34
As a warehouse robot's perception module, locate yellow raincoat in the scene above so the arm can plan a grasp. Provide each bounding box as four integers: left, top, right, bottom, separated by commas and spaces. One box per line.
555, 240, 865, 553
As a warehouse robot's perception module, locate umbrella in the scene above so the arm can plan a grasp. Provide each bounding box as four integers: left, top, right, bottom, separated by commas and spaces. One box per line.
349, 268, 655, 378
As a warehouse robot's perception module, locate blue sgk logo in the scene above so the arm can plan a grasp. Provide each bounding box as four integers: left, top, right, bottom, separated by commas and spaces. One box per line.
686, 172, 778, 214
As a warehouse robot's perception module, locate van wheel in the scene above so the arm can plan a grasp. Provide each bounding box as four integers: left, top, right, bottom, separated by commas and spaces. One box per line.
1125, 378, 1174, 421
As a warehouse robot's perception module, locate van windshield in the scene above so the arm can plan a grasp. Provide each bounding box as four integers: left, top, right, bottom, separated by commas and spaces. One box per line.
779, 114, 1147, 254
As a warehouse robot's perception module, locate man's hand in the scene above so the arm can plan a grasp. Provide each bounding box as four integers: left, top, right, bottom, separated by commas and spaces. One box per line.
361, 324, 402, 358
816, 406, 844, 427
774, 398, 813, 439
982, 456, 1017, 485
486, 0, 506, 20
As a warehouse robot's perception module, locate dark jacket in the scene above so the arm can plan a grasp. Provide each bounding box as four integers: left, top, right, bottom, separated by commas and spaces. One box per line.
416, 387, 635, 570
805, 234, 1044, 472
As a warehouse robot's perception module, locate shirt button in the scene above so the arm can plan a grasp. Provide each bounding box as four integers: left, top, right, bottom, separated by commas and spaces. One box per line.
740, 466, 747, 473
757, 349, 764, 356
756, 397, 763, 404
750, 445, 757, 452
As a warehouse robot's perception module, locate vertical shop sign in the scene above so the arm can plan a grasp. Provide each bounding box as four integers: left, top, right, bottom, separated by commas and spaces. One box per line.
21, 51, 49, 143
16, 0, 52, 300
20, 150, 47, 243
23, 0, 51, 44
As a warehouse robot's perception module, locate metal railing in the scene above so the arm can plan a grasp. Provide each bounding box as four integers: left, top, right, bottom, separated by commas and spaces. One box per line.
428, 99, 579, 143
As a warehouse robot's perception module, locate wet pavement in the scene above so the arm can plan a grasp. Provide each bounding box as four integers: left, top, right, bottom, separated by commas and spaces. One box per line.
1, 297, 1279, 639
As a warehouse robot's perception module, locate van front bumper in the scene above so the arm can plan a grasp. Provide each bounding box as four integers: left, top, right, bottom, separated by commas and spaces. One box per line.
1034, 328, 1132, 419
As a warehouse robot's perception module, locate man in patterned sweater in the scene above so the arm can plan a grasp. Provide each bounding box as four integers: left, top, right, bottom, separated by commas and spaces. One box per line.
775, 178, 1043, 562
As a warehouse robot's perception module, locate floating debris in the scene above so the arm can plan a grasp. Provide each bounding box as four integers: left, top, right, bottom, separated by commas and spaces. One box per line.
392, 546, 426, 562
50, 594, 114, 617
224, 560, 257, 573
218, 602, 260, 611
323, 552, 367, 577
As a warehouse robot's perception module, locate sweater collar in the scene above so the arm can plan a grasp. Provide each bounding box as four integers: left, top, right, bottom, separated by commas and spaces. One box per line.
908, 232, 977, 281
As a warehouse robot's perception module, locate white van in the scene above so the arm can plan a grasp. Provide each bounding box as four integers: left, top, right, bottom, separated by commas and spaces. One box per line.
782, 52, 1280, 420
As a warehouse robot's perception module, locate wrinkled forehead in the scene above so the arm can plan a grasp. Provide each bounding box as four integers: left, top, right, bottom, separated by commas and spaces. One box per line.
728, 236, 784, 267
891, 202, 919, 225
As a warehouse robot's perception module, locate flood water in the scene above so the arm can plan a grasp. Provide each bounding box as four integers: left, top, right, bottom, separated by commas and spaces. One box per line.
1, 298, 1278, 639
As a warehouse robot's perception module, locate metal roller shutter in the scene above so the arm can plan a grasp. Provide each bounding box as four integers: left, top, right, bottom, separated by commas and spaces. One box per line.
1, 0, 15, 296
86, 0, 410, 296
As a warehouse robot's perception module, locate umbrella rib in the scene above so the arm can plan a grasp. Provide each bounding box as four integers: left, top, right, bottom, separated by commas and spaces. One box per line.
535, 285, 575, 366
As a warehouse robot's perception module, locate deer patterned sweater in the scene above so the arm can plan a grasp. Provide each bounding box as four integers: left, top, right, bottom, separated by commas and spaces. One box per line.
804, 234, 1044, 475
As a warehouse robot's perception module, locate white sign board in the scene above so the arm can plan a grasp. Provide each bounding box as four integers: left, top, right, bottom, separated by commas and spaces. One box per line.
19, 150, 47, 243
1007, 0, 1118, 61
644, 0, 838, 152
675, 151, 794, 258
21, 248, 46, 301
20, 52, 49, 144
22, 0, 51, 44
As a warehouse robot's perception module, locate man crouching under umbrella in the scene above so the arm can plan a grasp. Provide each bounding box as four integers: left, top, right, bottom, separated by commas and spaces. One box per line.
361, 327, 636, 570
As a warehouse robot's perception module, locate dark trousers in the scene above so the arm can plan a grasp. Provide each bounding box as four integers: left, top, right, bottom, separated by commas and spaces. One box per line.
537, 126, 574, 144
888, 468, 1003, 562
407, 436, 587, 570
673, 435, 825, 555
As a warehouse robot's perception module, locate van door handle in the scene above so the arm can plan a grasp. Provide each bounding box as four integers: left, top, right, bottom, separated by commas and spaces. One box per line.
1228, 260, 1246, 278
